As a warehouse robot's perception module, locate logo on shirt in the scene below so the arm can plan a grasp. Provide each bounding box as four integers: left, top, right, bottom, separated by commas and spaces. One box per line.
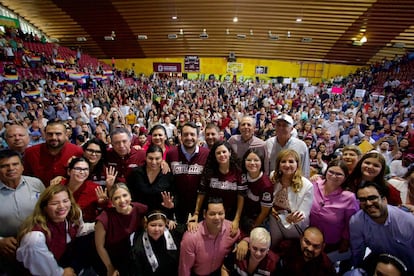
171, 162, 204, 175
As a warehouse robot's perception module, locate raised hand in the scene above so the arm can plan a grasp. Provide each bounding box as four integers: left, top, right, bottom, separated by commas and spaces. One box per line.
105, 166, 118, 191
161, 191, 174, 209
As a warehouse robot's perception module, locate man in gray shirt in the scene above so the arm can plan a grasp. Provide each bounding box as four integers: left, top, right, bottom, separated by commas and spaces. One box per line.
265, 114, 310, 177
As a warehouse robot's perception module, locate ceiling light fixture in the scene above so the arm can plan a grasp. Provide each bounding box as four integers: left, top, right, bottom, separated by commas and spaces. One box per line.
179, 29, 184, 35
250, 29, 253, 35
226, 28, 230, 35
172, 16, 177, 20
287, 31, 291, 38
233, 17, 238, 23
360, 36, 367, 43
296, 18, 302, 22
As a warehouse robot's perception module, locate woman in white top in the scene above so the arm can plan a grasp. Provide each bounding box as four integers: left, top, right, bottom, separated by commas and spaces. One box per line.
268, 149, 313, 250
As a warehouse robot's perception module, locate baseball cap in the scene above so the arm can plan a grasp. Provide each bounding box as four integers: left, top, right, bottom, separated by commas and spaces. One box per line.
276, 114, 294, 125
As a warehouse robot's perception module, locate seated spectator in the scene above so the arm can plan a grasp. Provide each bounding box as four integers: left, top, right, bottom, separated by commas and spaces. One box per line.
276, 226, 335, 276
16, 185, 95, 276
222, 227, 279, 276
350, 181, 414, 274
179, 196, 240, 276
129, 210, 181, 275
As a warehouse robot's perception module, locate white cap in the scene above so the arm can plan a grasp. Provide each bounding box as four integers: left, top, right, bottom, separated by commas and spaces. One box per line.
276, 114, 294, 125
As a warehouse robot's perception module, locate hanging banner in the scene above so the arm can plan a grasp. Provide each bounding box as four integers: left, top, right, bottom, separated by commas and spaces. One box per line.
153, 63, 182, 73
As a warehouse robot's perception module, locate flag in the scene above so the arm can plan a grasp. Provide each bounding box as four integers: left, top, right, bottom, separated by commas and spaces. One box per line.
4, 75, 18, 81
53, 58, 65, 64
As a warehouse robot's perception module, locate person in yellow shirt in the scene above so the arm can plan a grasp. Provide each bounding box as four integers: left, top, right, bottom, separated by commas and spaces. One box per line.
125, 108, 137, 126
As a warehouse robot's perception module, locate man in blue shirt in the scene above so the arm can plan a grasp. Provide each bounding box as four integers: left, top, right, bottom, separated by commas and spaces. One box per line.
350, 181, 414, 274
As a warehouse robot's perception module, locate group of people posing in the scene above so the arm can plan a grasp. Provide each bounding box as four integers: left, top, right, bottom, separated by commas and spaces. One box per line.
0, 111, 413, 276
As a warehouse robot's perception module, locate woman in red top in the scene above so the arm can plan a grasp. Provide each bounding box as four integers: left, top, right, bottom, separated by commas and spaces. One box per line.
61, 157, 110, 222
142, 125, 170, 160
345, 151, 401, 205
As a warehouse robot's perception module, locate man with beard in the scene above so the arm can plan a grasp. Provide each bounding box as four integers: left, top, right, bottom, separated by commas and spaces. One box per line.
166, 122, 209, 224
23, 121, 83, 186
349, 182, 414, 275
276, 226, 335, 276
204, 123, 221, 149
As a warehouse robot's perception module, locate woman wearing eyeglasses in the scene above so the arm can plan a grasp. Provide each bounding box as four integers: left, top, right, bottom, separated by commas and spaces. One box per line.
310, 160, 359, 257
82, 138, 108, 186
59, 157, 111, 222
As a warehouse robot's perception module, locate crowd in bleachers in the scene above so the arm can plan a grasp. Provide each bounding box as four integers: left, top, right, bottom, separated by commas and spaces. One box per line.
0, 25, 414, 276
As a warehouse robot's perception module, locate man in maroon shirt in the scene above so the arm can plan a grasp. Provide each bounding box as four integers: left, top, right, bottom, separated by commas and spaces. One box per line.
276, 226, 335, 276
24, 121, 83, 186
106, 127, 145, 183
166, 122, 209, 223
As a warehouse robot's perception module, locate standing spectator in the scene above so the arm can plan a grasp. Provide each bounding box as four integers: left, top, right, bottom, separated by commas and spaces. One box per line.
350, 181, 414, 274
190, 141, 244, 237
341, 145, 362, 174
322, 112, 340, 138
179, 197, 240, 276
24, 121, 83, 186
240, 148, 273, 234
4, 124, 30, 154
166, 122, 209, 224
310, 160, 358, 257
268, 149, 313, 249
0, 150, 45, 275
228, 116, 269, 174
266, 114, 310, 177
161, 114, 176, 139
127, 145, 175, 221
106, 127, 145, 183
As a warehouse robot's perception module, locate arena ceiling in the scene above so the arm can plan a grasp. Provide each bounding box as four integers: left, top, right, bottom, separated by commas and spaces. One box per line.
2, 0, 414, 65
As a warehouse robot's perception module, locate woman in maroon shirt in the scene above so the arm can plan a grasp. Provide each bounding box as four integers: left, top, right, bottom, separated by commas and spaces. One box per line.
95, 183, 148, 276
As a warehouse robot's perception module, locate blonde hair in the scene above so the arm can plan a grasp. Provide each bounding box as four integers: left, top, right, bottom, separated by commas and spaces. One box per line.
18, 185, 81, 242
250, 227, 271, 248
271, 149, 303, 193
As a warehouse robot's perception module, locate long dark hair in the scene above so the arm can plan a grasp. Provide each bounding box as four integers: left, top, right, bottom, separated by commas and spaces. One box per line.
345, 151, 387, 193
241, 148, 265, 174
82, 138, 107, 180
202, 141, 240, 186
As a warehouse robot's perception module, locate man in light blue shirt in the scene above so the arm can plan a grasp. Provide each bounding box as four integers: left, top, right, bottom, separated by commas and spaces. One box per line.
349, 181, 414, 274
0, 149, 45, 274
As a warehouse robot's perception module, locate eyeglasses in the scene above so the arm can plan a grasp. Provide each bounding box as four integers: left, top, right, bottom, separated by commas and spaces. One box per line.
326, 170, 345, 177
85, 149, 102, 155
357, 195, 380, 203
72, 167, 89, 172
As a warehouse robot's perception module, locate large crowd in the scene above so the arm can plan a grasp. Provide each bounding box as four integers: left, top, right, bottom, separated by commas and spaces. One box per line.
0, 26, 414, 276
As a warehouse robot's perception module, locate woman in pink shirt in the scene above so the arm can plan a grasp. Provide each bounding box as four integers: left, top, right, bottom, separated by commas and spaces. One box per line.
310, 160, 359, 254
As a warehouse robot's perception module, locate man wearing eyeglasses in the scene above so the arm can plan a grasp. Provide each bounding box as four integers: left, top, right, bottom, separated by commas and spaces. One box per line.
349, 181, 414, 274
276, 226, 335, 275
